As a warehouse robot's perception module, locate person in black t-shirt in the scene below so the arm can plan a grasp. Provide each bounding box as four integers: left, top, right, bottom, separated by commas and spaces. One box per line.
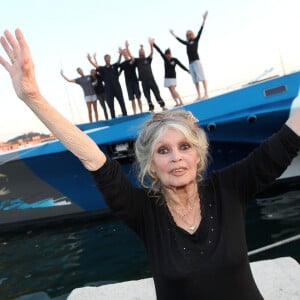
87, 52, 127, 118
170, 11, 208, 101
90, 69, 109, 120
119, 47, 143, 114
126, 40, 166, 112
152, 41, 189, 106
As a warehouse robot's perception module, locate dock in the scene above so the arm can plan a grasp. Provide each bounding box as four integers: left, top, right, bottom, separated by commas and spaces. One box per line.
67, 256, 300, 300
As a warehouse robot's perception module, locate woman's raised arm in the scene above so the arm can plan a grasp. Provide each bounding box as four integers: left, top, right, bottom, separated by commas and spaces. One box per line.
0, 29, 106, 171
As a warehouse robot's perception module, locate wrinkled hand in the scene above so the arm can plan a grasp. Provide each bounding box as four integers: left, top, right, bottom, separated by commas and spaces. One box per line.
0, 29, 40, 102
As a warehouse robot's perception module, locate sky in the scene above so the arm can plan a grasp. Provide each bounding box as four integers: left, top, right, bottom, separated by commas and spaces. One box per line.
0, 0, 299, 141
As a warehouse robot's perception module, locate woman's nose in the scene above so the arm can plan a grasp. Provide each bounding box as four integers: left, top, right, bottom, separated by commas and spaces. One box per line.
170, 149, 182, 162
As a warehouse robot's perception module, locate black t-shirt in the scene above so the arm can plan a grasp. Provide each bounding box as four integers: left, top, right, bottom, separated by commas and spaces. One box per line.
134, 56, 154, 81
97, 63, 120, 87
91, 125, 300, 300
119, 59, 139, 82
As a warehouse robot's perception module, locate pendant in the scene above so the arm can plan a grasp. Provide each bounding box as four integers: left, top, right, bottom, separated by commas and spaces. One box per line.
189, 225, 196, 231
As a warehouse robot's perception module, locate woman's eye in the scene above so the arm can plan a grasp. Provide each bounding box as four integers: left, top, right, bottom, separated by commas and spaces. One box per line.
157, 147, 168, 154
180, 143, 191, 150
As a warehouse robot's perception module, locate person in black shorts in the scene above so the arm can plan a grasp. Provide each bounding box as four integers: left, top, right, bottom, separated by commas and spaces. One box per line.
152, 40, 189, 106
170, 11, 208, 101
90, 69, 109, 120
87, 52, 127, 118
119, 46, 143, 114
126, 40, 166, 112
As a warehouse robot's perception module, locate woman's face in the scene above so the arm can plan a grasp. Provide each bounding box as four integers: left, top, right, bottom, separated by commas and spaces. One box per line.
151, 128, 200, 188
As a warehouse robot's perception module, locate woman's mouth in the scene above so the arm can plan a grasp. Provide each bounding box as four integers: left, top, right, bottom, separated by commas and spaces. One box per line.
171, 168, 185, 176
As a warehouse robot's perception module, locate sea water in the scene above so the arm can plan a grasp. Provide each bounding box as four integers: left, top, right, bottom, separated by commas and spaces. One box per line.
0, 181, 299, 300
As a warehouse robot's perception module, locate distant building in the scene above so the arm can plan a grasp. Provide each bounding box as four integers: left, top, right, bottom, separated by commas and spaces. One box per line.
0, 132, 56, 152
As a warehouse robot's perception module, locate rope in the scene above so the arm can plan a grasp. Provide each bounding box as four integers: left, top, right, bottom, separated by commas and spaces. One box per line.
248, 234, 300, 256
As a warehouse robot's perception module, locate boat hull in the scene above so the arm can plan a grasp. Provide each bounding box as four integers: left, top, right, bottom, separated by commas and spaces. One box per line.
1, 72, 300, 231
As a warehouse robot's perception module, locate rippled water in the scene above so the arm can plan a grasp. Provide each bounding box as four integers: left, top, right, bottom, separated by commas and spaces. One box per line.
246, 180, 300, 262
0, 181, 299, 299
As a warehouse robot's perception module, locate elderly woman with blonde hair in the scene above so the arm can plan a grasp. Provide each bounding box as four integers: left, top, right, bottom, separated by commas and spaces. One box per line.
1, 29, 300, 300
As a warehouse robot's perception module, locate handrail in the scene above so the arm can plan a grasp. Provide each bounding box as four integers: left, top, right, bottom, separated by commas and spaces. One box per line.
248, 234, 300, 256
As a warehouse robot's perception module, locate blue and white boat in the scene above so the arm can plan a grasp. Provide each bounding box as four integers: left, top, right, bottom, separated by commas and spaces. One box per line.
0, 71, 299, 231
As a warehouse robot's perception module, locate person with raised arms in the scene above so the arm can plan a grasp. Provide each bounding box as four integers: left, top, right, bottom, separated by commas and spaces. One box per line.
170, 11, 209, 101
87, 50, 127, 118
1, 29, 300, 300
126, 39, 166, 112
60, 67, 99, 123
152, 39, 189, 106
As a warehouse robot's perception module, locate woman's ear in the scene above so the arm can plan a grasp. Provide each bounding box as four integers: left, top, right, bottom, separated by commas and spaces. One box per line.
149, 164, 156, 178
150, 167, 156, 175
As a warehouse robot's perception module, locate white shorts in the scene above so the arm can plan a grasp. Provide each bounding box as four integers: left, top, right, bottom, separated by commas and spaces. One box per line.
84, 94, 97, 103
164, 78, 177, 87
189, 60, 205, 83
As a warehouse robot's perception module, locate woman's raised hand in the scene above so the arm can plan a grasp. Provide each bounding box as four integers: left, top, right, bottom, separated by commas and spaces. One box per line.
0, 29, 41, 103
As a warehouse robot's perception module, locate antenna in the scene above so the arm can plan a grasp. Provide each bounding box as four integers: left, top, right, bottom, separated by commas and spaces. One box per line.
60, 60, 76, 122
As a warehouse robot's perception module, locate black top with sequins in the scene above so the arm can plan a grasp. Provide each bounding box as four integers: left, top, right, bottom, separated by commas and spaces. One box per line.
91, 125, 300, 300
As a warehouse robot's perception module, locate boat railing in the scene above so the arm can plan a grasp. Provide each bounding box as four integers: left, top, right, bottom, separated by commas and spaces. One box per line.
248, 234, 300, 256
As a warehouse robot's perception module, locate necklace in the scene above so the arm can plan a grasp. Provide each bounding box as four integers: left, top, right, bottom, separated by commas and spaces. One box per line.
180, 206, 197, 232
178, 203, 194, 218
168, 196, 197, 217
168, 197, 199, 232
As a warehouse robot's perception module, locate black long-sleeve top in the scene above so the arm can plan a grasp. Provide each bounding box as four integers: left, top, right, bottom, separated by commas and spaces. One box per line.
153, 43, 189, 79
176, 25, 204, 63
91, 125, 300, 300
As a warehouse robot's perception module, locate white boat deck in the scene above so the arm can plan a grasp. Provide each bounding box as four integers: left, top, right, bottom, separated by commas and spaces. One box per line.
67, 256, 300, 300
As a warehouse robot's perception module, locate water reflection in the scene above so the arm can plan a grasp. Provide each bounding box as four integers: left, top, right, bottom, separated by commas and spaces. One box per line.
246, 181, 300, 263
0, 219, 150, 299
257, 190, 300, 220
